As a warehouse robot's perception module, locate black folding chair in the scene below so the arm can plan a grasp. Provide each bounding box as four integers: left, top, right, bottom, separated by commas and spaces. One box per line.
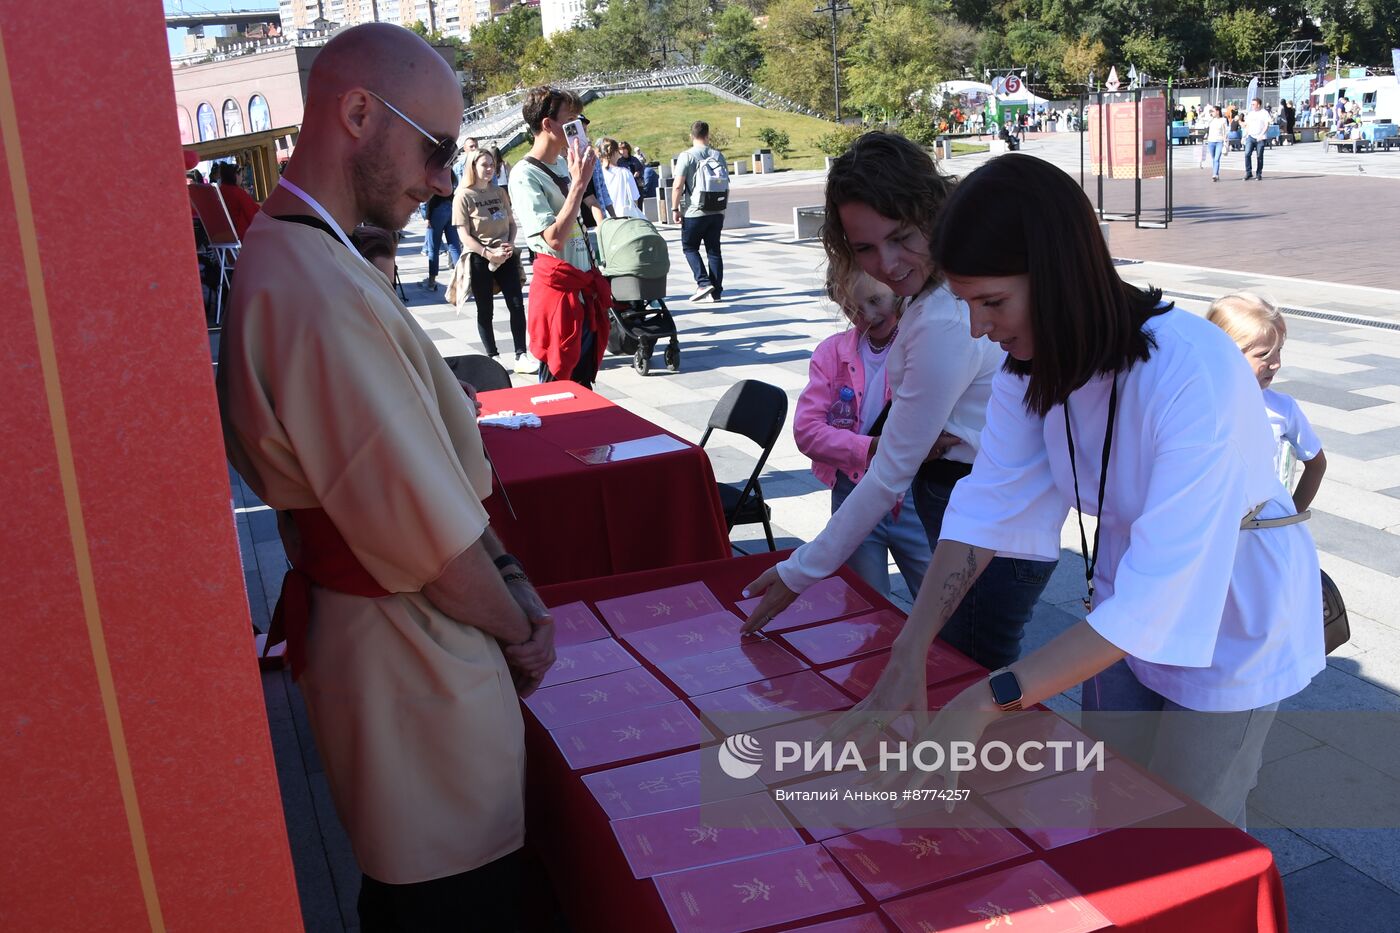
699, 380, 788, 551
445, 353, 511, 392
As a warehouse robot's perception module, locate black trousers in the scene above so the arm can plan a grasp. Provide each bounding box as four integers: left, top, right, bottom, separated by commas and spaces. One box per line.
358, 848, 524, 932
468, 252, 526, 357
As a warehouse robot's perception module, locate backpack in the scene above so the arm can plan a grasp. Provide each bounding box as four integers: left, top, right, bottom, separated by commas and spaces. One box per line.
692, 148, 729, 212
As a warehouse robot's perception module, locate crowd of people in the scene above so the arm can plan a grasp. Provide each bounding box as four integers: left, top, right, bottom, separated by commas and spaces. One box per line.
211, 23, 1330, 931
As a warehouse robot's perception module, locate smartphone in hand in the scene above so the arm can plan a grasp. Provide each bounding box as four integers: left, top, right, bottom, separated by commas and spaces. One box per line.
562, 119, 588, 153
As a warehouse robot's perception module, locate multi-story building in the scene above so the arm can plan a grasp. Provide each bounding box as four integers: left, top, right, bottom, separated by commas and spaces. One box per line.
276, 0, 499, 41
540, 0, 586, 37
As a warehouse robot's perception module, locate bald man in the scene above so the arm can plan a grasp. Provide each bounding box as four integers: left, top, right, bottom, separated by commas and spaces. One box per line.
216, 24, 550, 929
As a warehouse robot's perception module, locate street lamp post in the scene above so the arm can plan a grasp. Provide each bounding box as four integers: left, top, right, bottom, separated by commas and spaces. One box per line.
814, 0, 852, 122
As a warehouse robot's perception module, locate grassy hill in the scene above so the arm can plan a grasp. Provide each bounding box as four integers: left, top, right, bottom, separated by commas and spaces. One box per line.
502, 88, 840, 171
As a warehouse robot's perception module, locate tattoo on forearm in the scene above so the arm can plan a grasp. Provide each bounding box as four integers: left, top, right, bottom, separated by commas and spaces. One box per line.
936, 548, 980, 623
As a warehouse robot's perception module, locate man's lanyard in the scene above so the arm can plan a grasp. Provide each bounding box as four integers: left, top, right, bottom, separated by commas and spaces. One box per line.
277, 178, 367, 266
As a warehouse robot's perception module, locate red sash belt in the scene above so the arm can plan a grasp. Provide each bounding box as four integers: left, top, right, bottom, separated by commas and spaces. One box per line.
268, 508, 389, 679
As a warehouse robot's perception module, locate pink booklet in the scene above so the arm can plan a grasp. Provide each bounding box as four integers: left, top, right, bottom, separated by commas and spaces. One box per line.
550, 700, 714, 771
881, 860, 1111, 933
780, 610, 906, 667
582, 748, 765, 820
743, 712, 845, 786
524, 667, 674, 729
660, 640, 807, 696
622, 611, 753, 665
611, 792, 803, 878
777, 768, 916, 840
536, 637, 639, 689
692, 671, 852, 727
983, 757, 1184, 850
654, 844, 865, 933
962, 714, 1103, 796
820, 643, 981, 700
597, 582, 726, 635
786, 916, 890, 933
822, 805, 1030, 900
735, 576, 873, 633
547, 600, 610, 646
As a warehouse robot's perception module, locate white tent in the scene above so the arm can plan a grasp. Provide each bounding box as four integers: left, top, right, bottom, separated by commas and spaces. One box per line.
997, 86, 1051, 107
1312, 75, 1389, 99
936, 80, 996, 97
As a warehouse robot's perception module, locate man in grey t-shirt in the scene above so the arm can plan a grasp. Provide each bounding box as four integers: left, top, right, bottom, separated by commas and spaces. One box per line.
671, 121, 727, 302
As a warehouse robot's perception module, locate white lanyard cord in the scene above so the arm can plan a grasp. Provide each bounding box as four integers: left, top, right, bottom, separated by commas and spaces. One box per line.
277, 178, 368, 266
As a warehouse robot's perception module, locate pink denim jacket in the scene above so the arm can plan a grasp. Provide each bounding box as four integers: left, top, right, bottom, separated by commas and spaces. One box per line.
794, 327, 893, 489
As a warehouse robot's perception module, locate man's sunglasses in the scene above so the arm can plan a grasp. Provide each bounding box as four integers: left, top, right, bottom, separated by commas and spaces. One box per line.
365, 90, 460, 173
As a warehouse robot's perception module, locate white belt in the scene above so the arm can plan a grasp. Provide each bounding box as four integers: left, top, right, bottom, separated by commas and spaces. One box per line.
1241, 502, 1310, 531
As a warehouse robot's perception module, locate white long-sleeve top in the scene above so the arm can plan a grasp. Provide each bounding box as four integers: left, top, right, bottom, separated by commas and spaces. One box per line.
940, 308, 1324, 711
776, 284, 1005, 593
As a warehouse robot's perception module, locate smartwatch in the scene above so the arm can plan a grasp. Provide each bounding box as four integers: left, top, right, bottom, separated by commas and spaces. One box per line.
987, 667, 1024, 712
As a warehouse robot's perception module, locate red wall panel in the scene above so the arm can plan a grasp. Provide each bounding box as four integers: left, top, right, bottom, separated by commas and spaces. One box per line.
0, 4, 301, 930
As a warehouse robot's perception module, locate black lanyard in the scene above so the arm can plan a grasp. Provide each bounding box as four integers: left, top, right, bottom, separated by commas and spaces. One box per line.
1063, 376, 1118, 612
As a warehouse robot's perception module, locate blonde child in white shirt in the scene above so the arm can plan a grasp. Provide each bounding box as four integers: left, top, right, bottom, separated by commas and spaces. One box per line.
1207, 292, 1328, 513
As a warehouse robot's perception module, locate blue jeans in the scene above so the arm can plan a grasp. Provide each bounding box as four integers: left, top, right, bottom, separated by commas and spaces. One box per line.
1243, 135, 1265, 178
1207, 140, 1224, 177
680, 213, 724, 297
913, 466, 1056, 670
426, 200, 462, 280
1081, 659, 1278, 828
831, 473, 932, 600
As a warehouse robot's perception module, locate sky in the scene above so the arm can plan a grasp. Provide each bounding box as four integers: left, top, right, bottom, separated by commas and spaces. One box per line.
165, 1, 280, 57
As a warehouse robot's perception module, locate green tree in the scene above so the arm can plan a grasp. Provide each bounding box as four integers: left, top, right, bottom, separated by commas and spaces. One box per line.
1058, 34, 1108, 95
661, 0, 723, 65
755, 0, 850, 113
844, 0, 977, 119
1210, 8, 1280, 71
465, 5, 542, 97
1120, 31, 1177, 81
578, 0, 658, 69
518, 30, 589, 86
703, 4, 763, 79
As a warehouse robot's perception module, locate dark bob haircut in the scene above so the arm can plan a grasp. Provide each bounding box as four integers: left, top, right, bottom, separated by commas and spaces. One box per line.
931, 154, 1168, 416
821, 132, 955, 312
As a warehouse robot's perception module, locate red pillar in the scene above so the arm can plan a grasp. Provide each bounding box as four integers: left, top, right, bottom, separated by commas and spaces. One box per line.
0, 4, 302, 930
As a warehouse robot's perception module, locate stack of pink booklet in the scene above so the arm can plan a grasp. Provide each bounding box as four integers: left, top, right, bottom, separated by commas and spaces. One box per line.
538, 578, 1126, 933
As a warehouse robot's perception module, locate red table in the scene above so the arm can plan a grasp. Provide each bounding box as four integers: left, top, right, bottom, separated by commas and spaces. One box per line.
476, 381, 730, 586
529, 552, 1287, 933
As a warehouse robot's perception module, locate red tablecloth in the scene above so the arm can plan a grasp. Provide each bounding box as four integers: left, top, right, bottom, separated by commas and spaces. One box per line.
475, 381, 730, 586
530, 552, 1287, 933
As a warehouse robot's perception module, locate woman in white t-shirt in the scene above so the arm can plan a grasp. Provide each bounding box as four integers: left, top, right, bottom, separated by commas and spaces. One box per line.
1205, 104, 1228, 182
742, 133, 1056, 670
597, 137, 644, 219
826, 154, 1324, 827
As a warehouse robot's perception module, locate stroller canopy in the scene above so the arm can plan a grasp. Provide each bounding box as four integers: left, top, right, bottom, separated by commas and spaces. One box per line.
598, 217, 670, 281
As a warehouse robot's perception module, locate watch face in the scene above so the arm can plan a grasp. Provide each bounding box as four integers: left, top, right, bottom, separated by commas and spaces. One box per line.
989, 671, 1020, 706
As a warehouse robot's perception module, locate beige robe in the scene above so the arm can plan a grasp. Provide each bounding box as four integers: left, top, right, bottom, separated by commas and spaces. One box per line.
217, 212, 524, 884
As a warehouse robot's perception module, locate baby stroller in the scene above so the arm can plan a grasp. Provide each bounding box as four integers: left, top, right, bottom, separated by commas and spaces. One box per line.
597, 217, 681, 376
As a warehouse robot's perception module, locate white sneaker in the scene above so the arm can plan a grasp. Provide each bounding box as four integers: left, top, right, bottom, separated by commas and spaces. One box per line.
690, 285, 714, 302
513, 352, 537, 374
